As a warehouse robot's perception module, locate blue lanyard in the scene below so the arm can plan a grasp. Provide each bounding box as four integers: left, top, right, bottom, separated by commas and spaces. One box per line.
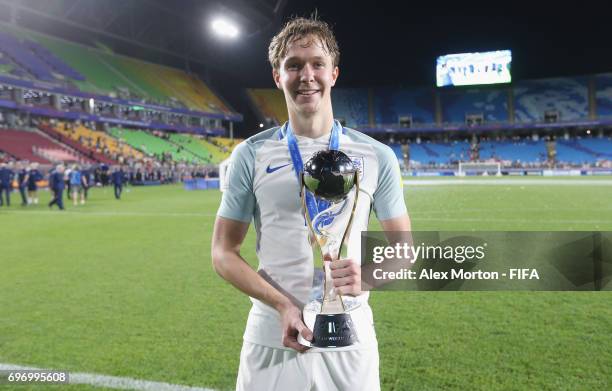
284, 121, 341, 221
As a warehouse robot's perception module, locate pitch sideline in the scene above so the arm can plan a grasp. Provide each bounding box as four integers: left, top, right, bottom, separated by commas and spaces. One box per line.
403, 178, 612, 186
0, 363, 216, 391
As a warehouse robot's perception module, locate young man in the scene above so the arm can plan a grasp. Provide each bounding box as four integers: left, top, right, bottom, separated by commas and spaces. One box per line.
211, 17, 410, 391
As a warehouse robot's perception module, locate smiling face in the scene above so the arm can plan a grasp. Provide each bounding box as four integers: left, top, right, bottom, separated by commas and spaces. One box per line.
273, 35, 339, 119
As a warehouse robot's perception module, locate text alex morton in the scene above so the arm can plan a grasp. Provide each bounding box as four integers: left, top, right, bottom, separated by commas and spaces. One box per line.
370, 243, 539, 280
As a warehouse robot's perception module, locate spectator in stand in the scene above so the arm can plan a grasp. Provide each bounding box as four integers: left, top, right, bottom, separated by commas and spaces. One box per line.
0, 162, 14, 207
48, 164, 65, 210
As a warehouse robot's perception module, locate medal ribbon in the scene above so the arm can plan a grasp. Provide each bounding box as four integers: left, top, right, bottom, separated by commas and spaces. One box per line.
284, 120, 341, 221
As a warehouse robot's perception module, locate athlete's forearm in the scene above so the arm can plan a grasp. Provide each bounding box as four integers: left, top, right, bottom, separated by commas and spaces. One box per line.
212, 249, 292, 312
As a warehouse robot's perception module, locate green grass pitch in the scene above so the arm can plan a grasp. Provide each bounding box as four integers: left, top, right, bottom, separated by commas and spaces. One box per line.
0, 178, 611, 390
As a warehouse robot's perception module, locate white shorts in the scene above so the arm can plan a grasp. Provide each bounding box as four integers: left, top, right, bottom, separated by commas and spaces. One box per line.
236, 341, 380, 391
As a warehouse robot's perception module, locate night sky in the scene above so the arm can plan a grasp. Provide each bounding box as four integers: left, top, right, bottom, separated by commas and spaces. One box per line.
208, 1, 611, 89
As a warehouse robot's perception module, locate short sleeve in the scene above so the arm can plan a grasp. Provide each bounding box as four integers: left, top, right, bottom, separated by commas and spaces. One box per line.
372, 146, 407, 221
217, 141, 256, 223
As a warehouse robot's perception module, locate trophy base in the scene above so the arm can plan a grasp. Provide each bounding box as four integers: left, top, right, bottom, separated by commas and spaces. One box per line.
299, 302, 360, 348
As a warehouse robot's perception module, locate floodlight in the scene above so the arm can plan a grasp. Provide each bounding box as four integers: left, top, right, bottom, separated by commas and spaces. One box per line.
211, 18, 239, 39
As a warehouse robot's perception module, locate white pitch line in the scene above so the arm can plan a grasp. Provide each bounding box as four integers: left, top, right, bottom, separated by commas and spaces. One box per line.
0, 210, 216, 218
0, 363, 216, 391
409, 216, 610, 224
403, 179, 612, 186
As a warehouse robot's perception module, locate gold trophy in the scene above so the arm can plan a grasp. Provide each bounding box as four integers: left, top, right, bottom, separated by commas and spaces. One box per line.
298, 150, 360, 348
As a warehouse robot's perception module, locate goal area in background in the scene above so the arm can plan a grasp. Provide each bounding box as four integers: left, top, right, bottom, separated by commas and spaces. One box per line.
457, 161, 502, 176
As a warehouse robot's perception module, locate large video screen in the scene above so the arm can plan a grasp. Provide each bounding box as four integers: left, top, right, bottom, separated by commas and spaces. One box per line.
436, 50, 512, 87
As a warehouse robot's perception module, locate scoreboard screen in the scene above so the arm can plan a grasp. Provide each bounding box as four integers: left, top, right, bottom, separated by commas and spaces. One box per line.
436, 50, 512, 87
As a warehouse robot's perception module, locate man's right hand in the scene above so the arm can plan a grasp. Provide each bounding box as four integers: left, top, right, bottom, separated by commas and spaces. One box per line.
279, 302, 312, 352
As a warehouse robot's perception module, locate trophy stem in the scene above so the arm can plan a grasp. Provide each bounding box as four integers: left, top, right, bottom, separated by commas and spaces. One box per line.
300, 172, 360, 314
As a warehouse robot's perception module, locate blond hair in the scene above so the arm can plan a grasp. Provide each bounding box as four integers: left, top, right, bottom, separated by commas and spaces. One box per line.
268, 17, 340, 70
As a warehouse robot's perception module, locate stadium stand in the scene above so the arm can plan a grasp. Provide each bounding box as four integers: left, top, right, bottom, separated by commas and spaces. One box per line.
595, 73, 612, 118
107, 127, 205, 163
0, 128, 88, 164
0, 30, 55, 82
373, 87, 436, 126
513, 77, 589, 122
332, 88, 369, 128
38, 123, 113, 164
209, 137, 240, 160
555, 138, 612, 164
35, 147, 82, 163
0, 24, 235, 116
440, 88, 508, 124
479, 140, 546, 164
405, 140, 472, 165
53, 122, 144, 162
24, 39, 85, 81
247, 88, 288, 125
167, 133, 213, 164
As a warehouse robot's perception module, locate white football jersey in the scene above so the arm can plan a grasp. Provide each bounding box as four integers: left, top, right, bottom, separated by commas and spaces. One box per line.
218, 121, 406, 350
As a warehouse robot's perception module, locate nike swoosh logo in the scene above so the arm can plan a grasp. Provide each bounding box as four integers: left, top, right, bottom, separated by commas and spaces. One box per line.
266, 163, 291, 173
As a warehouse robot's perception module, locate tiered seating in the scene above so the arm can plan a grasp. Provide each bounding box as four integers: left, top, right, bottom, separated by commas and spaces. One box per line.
407, 138, 612, 166
108, 127, 204, 163
577, 137, 612, 158
247, 89, 288, 124
24, 31, 120, 94
38, 124, 108, 164
406, 141, 472, 165
98, 53, 168, 104
479, 140, 546, 163
440, 88, 508, 123
53, 122, 144, 161
24, 39, 85, 81
167, 133, 213, 163
513, 77, 589, 122
406, 144, 432, 164
331, 88, 369, 128
105, 54, 231, 113
0, 31, 55, 81
555, 138, 612, 164
0, 24, 234, 113
0, 53, 18, 76
595, 74, 612, 117
206, 137, 240, 162
389, 144, 403, 160
35, 147, 82, 163
0, 128, 71, 163
373, 87, 435, 125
